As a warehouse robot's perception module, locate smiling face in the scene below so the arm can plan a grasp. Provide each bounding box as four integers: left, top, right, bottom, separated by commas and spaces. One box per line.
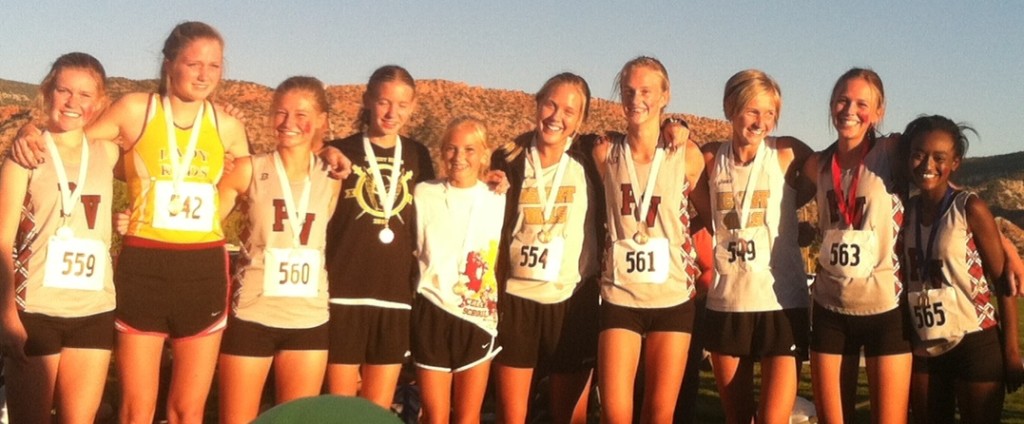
909, 130, 960, 195
620, 65, 669, 128
273, 89, 327, 150
535, 82, 585, 147
442, 122, 488, 187
364, 80, 415, 138
164, 37, 223, 102
831, 77, 884, 143
47, 67, 103, 133
731, 91, 777, 146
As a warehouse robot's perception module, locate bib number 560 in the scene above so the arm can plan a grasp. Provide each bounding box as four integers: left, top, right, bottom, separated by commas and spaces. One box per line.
278, 262, 311, 285
829, 243, 861, 266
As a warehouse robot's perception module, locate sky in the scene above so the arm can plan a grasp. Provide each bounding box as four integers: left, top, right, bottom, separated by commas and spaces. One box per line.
2, 1, 1022, 156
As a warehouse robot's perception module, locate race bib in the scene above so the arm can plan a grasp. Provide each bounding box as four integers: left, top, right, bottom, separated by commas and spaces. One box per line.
907, 287, 961, 341
714, 227, 771, 275
510, 235, 564, 282
152, 180, 215, 232
818, 229, 878, 279
613, 237, 669, 284
43, 235, 107, 291
262, 248, 322, 298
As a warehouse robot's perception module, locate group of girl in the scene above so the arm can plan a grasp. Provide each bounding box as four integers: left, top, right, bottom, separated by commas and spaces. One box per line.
2, 20, 1024, 424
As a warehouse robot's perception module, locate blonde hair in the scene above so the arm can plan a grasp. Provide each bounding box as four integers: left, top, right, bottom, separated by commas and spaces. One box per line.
36, 52, 108, 124
442, 116, 491, 179
723, 69, 781, 124
829, 67, 885, 131
271, 76, 331, 141
614, 56, 670, 114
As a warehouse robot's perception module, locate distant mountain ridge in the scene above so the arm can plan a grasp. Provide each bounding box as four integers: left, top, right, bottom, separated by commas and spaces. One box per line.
2, 76, 1022, 252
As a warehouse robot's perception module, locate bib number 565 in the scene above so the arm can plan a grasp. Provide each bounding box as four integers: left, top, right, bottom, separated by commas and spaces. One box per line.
912, 302, 946, 329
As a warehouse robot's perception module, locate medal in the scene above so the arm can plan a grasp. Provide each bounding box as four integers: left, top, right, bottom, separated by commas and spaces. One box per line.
537, 229, 552, 244
621, 135, 665, 244
56, 226, 74, 239
633, 223, 649, 245
379, 227, 395, 244
168, 196, 184, 215
362, 135, 404, 242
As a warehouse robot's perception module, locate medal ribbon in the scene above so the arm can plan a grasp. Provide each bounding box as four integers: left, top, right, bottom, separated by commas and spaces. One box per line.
162, 96, 205, 193
362, 135, 403, 228
445, 182, 486, 271
726, 140, 767, 230
830, 140, 870, 228
915, 185, 955, 286
622, 135, 666, 231
272, 151, 315, 247
528, 136, 572, 228
43, 131, 89, 219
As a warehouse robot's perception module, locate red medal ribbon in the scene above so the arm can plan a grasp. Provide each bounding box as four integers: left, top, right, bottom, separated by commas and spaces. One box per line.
830, 141, 870, 228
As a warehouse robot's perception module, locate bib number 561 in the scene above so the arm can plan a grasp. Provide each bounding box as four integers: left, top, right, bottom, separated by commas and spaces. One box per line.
829, 243, 861, 266
625, 251, 656, 273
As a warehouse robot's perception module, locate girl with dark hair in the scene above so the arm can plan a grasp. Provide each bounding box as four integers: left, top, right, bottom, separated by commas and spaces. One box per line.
900, 115, 1023, 423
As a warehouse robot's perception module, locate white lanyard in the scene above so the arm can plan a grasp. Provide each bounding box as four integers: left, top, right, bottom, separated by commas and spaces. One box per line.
622, 136, 665, 244
445, 182, 485, 267
362, 135, 403, 241
726, 140, 767, 230
272, 152, 314, 247
43, 132, 89, 221
527, 136, 572, 241
162, 96, 205, 193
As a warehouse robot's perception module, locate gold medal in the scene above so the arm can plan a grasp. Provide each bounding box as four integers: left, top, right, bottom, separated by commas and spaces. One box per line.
633, 222, 649, 245
537, 229, 552, 244
379, 227, 395, 244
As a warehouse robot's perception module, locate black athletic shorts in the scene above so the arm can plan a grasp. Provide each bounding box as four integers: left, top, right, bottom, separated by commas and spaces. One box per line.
19, 311, 115, 356
705, 308, 809, 358
599, 300, 695, 334
328, 304, 409, 365
411, 297, 499, 372
914, 328, 1005, 383
220, 315, 328, 357
114, 241, 229, 339
810, 302, 911, 357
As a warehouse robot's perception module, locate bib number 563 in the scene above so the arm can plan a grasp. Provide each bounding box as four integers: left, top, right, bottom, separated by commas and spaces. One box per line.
829, 243, 861, 266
